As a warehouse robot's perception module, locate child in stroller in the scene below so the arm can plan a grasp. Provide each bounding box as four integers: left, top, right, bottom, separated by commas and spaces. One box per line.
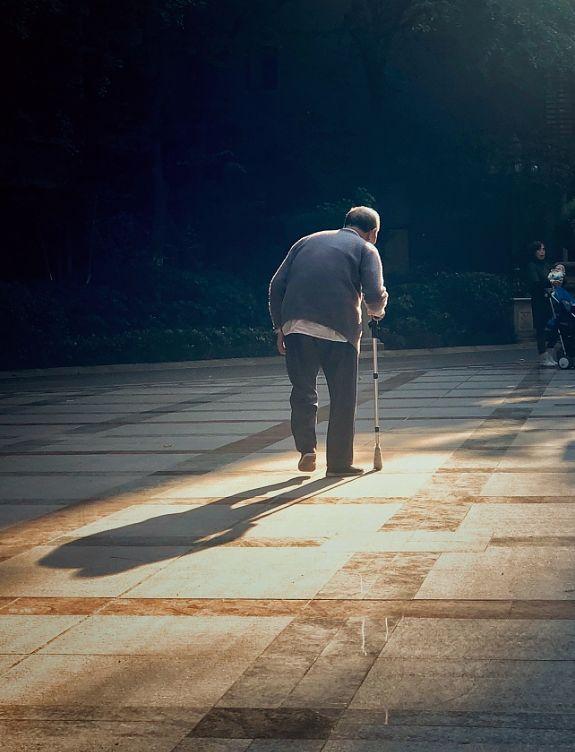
546, 267, 575, 369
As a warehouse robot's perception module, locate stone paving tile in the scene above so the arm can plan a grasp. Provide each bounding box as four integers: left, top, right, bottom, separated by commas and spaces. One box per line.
4, 595, 574, 620
0, 414, 117, 424
482, 472, 575, 496
499, 442, 575, 471
350, 657, 575, 712
316, 553, 439, 600
216, 618, 345, 709
416, 548, 575, 600
0, 652, 281, 707
0, 437, 21, 449
0, 705, 208, 722
328, 711, 575, 747
173, 741, 252, 752
0, 473, 145, 502
190, 707, 342, 740
1, 597, 112, 615
356, 431, 471, 452
16, 405, 167, 415
40, 434, 233, 451
468, 495, 575, 505
0, 545, 190, 597
103, 422, 278, 437
0, 546, 27, 563
457, 503, 575, 538
353, 450, 452, 474
0, 615, 83, 653
191, 454, 326, 475
38, 615, 291, 657
381, 499, 471, 531
0, 453, 202, 473
149, 473, 313, 500
381, 617, 575, 660
124, 547, 351, 599
245, 743, 324, 752
0, 504, 67, 532
323, 530, 490, 554
411, 471, 490, 502
148, 411, 292, 422
56, 502, 324, 541
281, 617, 398, 709
0, 655, 27, 674
313, 474, 434, 499
0, 720, 192, 752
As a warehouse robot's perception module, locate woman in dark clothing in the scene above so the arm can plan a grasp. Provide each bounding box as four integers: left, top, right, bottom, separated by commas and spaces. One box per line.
526, 241, 556, 366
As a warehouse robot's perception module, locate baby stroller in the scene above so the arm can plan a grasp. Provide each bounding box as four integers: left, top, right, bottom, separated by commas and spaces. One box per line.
546, 289, 575, 369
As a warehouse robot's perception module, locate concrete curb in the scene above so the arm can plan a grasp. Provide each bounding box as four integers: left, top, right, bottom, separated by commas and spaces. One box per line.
0, 342, 532, 381
361, 342, 530, 358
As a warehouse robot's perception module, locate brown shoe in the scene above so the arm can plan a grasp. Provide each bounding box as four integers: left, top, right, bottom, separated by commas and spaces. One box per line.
326, 466, 364, 477
298, 452, 317, 472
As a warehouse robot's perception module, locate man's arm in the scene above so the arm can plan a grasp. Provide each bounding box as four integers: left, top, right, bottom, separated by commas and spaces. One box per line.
276, 331, 286, 356
360, 242, 388, 318
268, 238, 305, 330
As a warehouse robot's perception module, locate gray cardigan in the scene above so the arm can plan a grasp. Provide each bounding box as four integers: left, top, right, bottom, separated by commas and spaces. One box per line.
269, 228, 388, 350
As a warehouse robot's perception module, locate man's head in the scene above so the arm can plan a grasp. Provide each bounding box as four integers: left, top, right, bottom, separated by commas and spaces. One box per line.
344, 206, 380, 245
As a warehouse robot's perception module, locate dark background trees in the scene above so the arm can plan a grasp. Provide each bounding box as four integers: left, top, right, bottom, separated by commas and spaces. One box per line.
2, 0, 575, 366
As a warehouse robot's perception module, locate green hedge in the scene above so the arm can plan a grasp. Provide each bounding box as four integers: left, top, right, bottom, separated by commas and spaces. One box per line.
0, 322, 275, 369
0, 272, 273, 368
381, 272, 515, 349
51, 328, 275, 367
0, 271, 515, 369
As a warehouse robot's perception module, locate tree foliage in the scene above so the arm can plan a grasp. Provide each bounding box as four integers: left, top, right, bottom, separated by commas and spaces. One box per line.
2, 0, 575, 286
346, 0, 575, 108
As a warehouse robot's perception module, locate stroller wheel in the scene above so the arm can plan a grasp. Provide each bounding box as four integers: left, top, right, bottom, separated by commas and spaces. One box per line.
559, 356, 570, 370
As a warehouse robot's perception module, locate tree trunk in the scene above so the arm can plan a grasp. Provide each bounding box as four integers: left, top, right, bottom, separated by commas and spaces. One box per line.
151, 139, 168, 268
346, 0, 414, 180
85, 190, 99, 285
147, 2, 168, 268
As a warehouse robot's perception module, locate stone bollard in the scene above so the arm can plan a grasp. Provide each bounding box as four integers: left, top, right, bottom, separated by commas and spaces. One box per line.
513, 297, 534, 340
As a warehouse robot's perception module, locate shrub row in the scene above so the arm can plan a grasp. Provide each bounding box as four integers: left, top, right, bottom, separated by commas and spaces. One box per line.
382, 272, 515, 349
0, 271, 515, 369
6, 327, 275, 369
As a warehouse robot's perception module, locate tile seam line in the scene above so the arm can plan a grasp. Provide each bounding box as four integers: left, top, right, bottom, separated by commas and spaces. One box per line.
4, 603, 575, 618
0, 349, 499, 380
5, 596, 566, 605
65, 387, 246, 438
1, 712, 573, 731
313, 615, 402, 714
0, 606, 98, 675
327, 719, 575, 737
267, 575, 367, 704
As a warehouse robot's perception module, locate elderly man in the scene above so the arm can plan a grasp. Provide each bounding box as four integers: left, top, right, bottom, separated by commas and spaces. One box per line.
269, 206, 388, 476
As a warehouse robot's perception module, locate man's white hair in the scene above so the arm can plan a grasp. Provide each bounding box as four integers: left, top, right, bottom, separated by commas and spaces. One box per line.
344, 206, 380, 233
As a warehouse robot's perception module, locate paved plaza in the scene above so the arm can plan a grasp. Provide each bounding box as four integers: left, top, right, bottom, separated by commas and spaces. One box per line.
1, 346, 575, 750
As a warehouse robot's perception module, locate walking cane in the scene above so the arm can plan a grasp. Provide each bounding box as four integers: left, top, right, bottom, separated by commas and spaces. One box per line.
369, 319, 383, 471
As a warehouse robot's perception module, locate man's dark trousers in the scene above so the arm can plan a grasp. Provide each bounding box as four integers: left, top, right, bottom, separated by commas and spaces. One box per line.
285, 334, 358, 469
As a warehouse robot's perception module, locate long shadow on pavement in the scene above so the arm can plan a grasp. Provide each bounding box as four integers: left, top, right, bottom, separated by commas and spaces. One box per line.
38, 474, 354, 578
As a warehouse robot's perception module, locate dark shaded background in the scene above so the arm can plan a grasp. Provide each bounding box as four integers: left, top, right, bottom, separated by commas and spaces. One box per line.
2, 1, 575, 367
